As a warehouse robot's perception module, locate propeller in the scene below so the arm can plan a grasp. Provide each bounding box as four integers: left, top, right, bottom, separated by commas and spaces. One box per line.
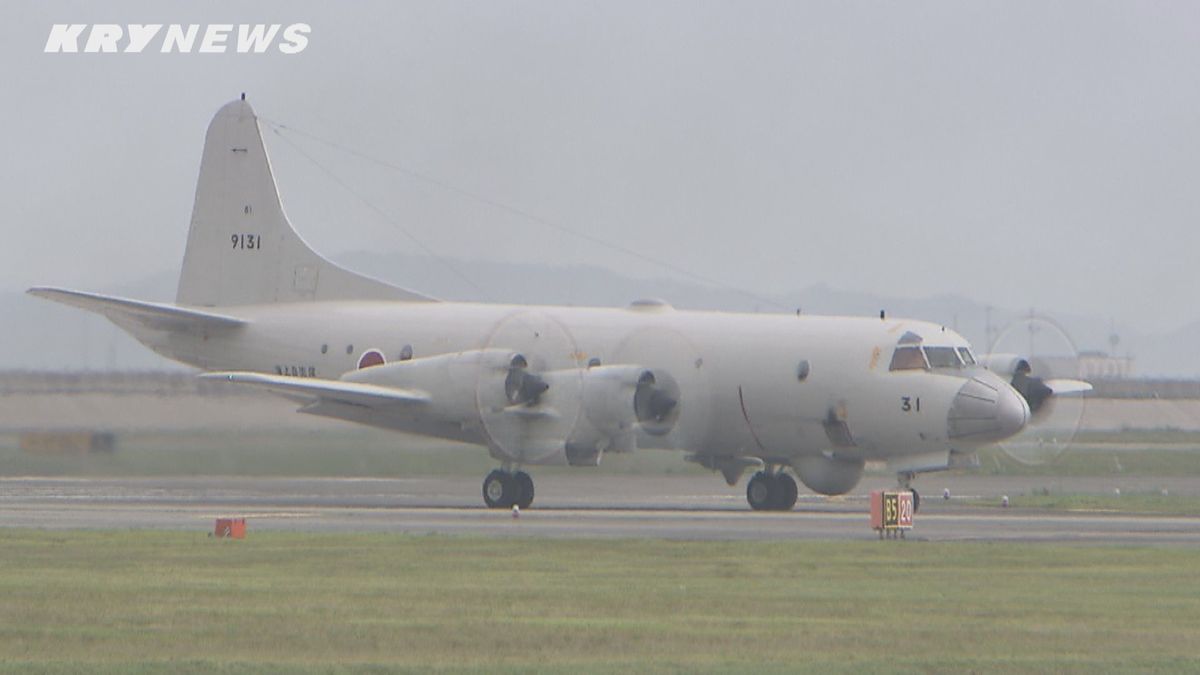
634, 371, 678, 424
985, 314, 1092, 466
478, 310, 584, 464
1010, 363, 1054, 415
504, 354, 549, 406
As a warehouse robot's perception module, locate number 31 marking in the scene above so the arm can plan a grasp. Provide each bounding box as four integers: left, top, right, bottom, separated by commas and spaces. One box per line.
901, 396, 921, 412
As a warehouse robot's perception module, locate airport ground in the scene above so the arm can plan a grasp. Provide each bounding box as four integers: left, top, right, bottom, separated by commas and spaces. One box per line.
3, 379, 1200, 671
2, 474, 1200, 544
3, 446, 1200, 672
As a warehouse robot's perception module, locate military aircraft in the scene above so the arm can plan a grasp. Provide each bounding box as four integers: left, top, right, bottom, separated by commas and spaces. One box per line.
30, 97, 1090, 510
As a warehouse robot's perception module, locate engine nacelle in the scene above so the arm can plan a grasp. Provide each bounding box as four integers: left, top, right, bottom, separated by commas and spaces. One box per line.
793, 454, 865, 496
563, 365, 681, 465
344, 349, 683, 467
342, 348, 516, 423
580, 365, 649, 435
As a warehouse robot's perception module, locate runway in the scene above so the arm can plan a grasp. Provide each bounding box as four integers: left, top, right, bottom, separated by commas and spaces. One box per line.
2, 475, 1199, 544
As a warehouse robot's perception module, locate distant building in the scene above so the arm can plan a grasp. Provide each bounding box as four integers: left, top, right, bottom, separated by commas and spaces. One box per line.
1033, 351, 1134, 380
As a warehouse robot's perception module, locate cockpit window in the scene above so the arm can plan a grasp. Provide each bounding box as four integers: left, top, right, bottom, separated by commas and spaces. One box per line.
957, 347, 976, 365
923, 346, 963, 369
889, 346, 929, 371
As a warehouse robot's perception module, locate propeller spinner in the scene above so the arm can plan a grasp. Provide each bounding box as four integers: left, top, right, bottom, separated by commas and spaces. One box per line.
504, 354, 549, 406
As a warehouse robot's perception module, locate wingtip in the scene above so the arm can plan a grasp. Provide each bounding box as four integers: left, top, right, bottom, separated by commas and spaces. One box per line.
26, 286, 70, 301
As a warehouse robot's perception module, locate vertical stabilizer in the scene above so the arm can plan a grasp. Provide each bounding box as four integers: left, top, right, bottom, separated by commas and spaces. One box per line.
176, 97, 433, 307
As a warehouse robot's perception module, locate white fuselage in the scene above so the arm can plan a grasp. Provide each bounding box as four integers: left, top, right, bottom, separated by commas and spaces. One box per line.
142, 298, 1000, 467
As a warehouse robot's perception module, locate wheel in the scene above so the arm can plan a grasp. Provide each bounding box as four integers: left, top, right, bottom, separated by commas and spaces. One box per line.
482, 470, 514, 508
911, 488, 920, 513
513, 471, 535, 509
773, 472, 798, 511
746, 472, 774, 511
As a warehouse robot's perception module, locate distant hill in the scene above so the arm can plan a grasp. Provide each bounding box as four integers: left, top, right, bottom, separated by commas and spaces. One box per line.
6, 251, 1188, 376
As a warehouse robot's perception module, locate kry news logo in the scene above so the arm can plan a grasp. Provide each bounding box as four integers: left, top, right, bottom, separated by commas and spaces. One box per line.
45, 24, 311, 54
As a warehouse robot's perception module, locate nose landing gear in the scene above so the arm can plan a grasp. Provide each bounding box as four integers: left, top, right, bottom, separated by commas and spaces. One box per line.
897, 472, 920, 513
746, 470, 799, 511
483, 469, 535, 509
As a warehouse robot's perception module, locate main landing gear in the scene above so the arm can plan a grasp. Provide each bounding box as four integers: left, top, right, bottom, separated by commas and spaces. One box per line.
746, 470, 799, 511
483, 469, 534, 509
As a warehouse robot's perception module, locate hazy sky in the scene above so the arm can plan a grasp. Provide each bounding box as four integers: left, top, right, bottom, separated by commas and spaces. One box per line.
3, 1, 1198, 331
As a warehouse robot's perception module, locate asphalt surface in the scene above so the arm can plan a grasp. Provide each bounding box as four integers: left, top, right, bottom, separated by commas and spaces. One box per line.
3, 475, 1199, 544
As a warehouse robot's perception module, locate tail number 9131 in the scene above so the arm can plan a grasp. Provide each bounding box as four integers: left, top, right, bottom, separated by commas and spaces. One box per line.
232, 234, 261, 250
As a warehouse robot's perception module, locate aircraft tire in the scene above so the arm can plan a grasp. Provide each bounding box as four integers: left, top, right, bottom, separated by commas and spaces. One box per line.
483, 470, 515, 508
773, 472, 798, 511
746, 472, 774, 511
911, 488, 920, 513
513, 471, 535, 509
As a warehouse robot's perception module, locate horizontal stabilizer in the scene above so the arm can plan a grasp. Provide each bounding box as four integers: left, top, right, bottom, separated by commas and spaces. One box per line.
28, 287, 246, 332
200, 371, 430, 409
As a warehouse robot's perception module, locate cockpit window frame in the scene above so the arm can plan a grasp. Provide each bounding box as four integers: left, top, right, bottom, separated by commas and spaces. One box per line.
888, 329, 978, 373
923, 346, 964, 369
889, 345, 930, 372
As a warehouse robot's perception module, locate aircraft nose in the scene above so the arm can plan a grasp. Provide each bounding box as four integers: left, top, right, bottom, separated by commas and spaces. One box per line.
947, 372, 1030, 444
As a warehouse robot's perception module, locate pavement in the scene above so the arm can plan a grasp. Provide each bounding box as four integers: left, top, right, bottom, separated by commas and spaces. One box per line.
2, 474, 1199, 544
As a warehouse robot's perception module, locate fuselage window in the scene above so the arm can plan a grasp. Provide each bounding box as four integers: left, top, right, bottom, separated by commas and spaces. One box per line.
923, 346, 963, 369
889, 346, 928, 371
796, 359, 811, 382
399, 344, 414, 361
957, 347, 976, 365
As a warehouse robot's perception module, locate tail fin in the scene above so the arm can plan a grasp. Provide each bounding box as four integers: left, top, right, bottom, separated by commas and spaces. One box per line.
176, 96, 434, 307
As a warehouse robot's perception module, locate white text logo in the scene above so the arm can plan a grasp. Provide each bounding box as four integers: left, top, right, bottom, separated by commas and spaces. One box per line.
45, 24, 311, 54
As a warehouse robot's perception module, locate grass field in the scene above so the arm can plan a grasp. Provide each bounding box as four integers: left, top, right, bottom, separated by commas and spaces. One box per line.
0, 430, 707, 478
972, 443, 1200, 477
5, 429, 1200, 480
2, 530, 1199, 674
970, 492, 1200, 515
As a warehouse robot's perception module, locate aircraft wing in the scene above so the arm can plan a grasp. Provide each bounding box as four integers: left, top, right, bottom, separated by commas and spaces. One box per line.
28, 287, 246, 331
200, 371, 430, 409
1045, 379, 1093, 396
